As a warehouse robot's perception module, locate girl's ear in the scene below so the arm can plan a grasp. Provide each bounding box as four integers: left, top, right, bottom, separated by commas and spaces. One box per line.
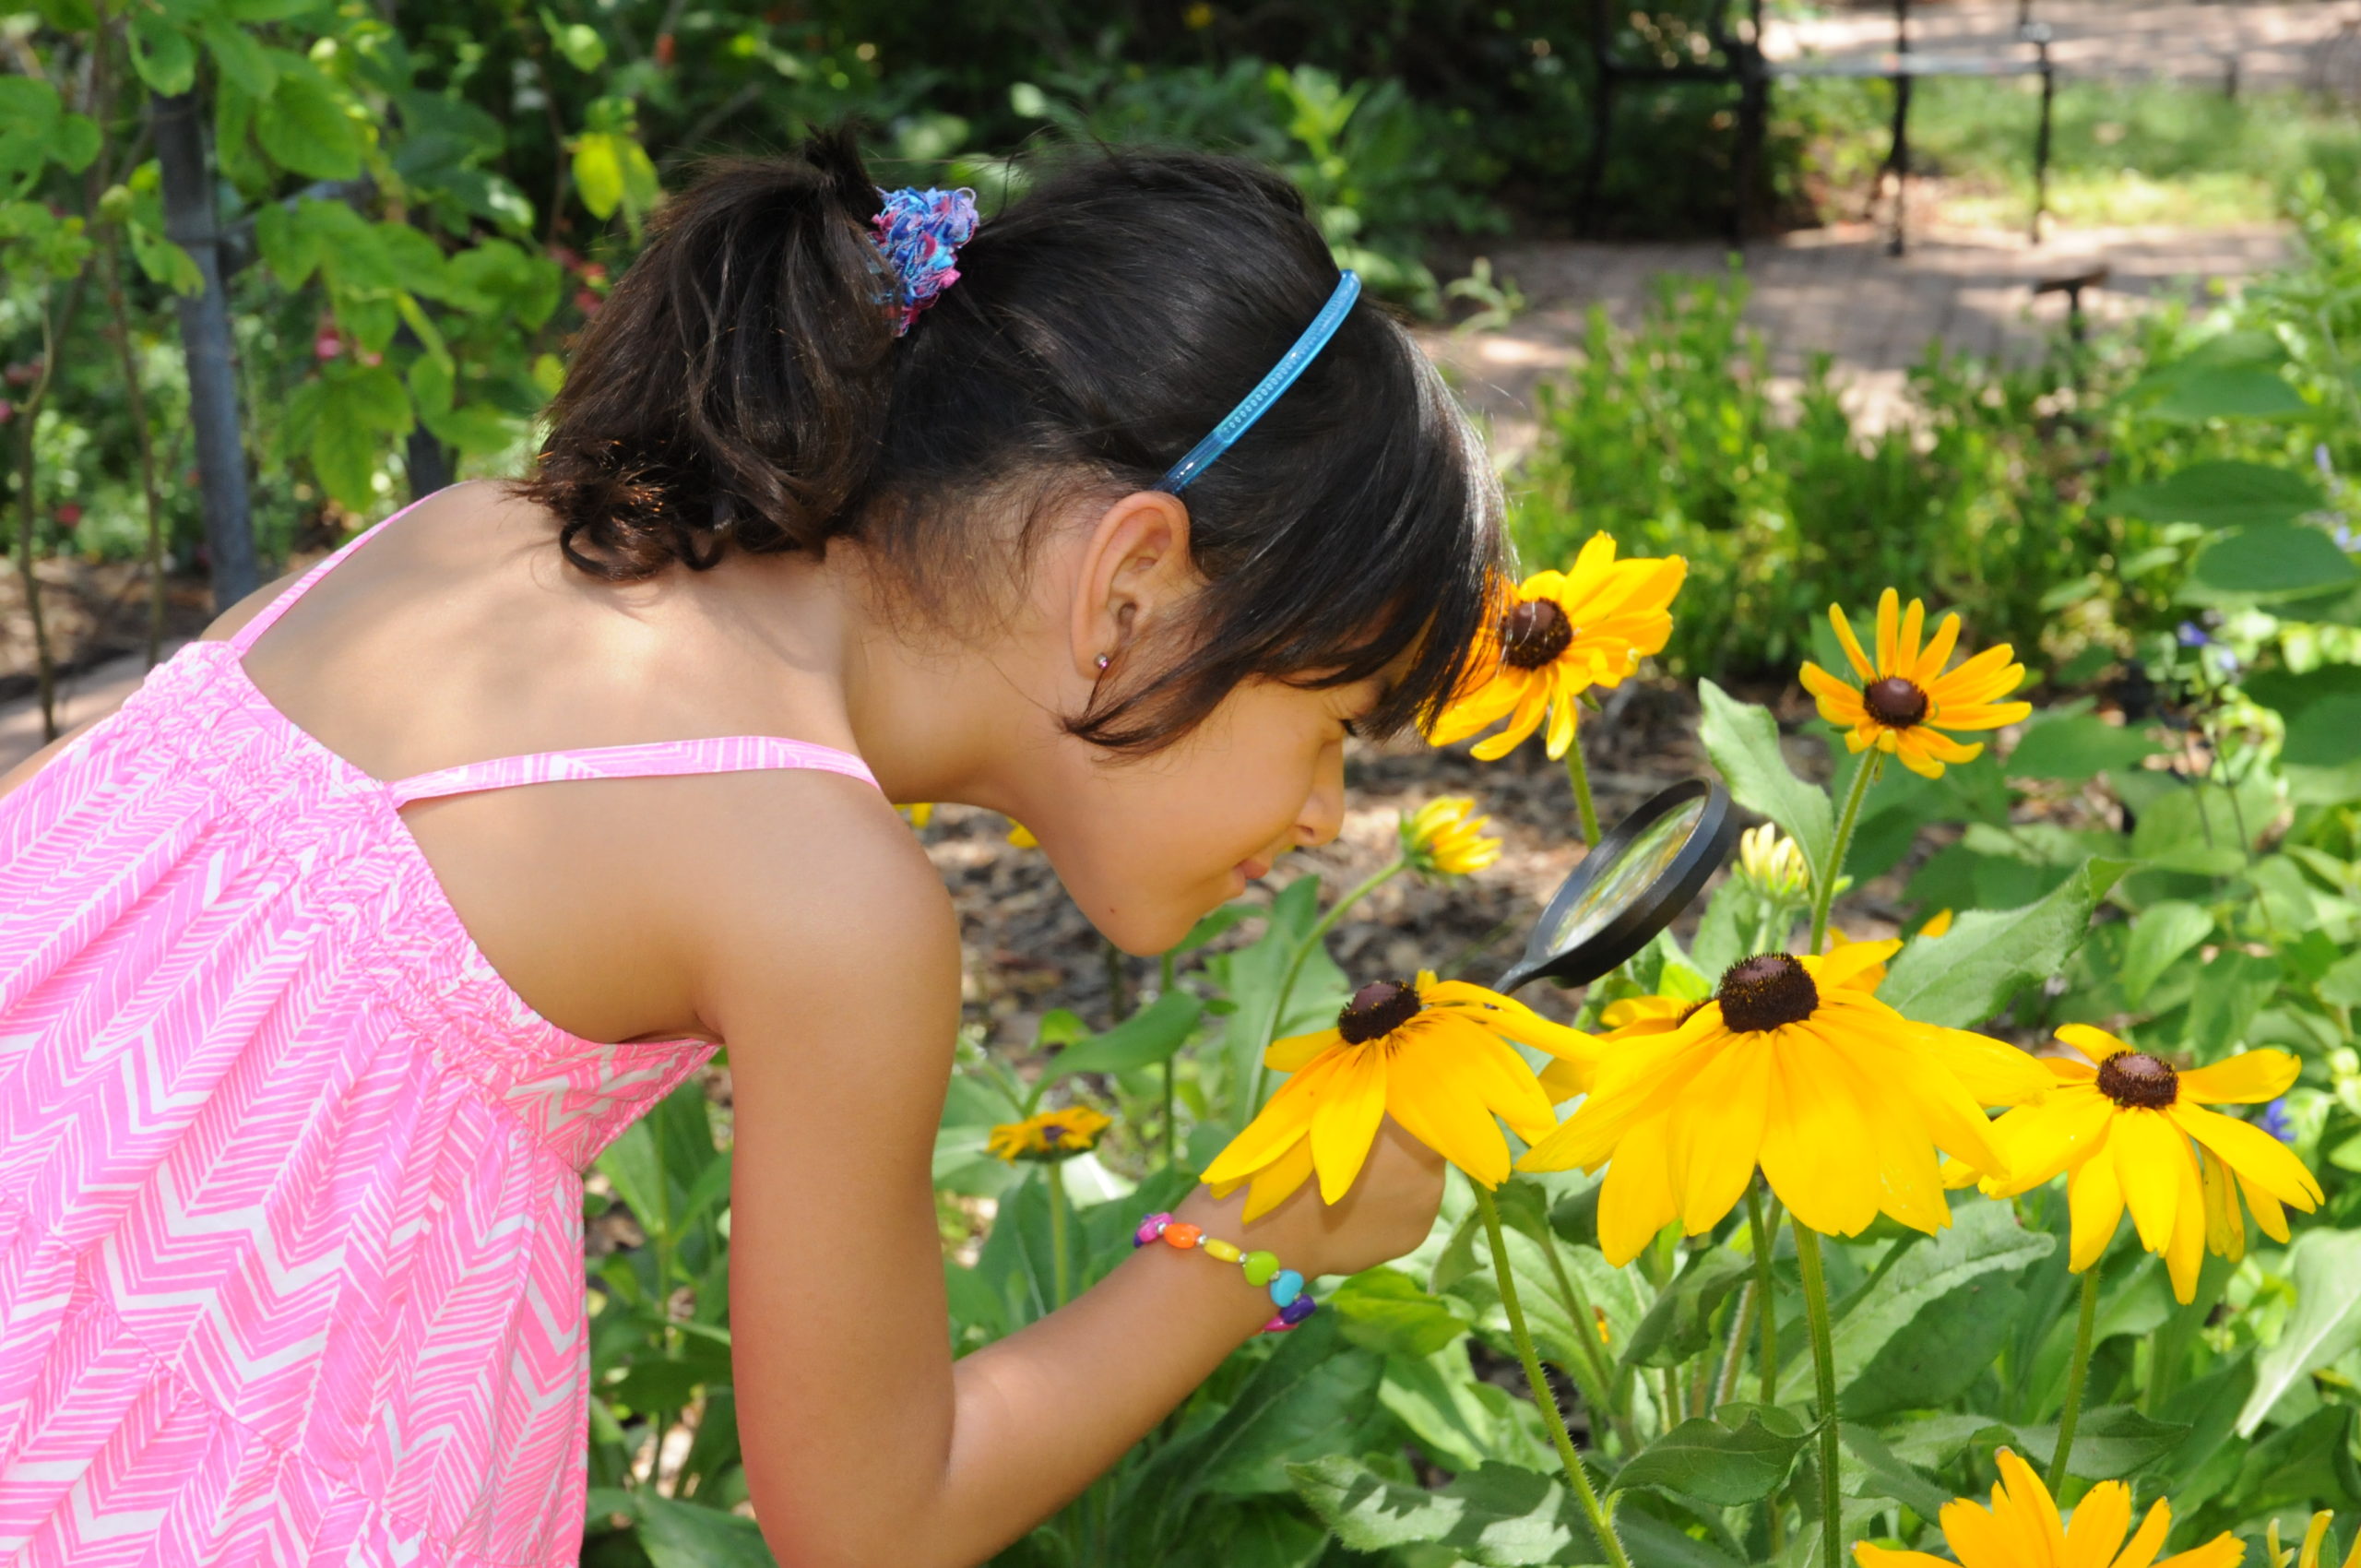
1068, 490, 1196, 682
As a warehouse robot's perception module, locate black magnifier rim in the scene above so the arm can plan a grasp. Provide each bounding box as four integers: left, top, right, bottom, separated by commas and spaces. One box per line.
1496, 778, 1738, 993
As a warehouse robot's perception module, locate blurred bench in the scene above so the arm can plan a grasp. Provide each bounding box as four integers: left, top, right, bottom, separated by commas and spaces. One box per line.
1584, 0, 2058, 255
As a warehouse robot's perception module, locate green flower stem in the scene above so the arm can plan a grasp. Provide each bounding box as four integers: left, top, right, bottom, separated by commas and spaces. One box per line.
1808, 755, 1879, 956
1159, 949, 1179, 1169
1047, 1164, 1071, 1311
1533, 1222, 1635, 1454
1746, 1186, 1786, 1555
2047, 1268, 2102, 1496
1245, 859, 1407, 1114
1476, 1187, 1633, 1568
1565, 733, 1602, 845
1793, 1225, 1844, 1568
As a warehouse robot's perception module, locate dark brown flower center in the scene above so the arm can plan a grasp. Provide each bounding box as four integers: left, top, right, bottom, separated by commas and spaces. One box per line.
1501, 600, 1573, 670
1862, 676, 1929, 728
1339, 980, 1422, 1044
2096, 1051, 2178, 1110
1716, 953, 1819, 1032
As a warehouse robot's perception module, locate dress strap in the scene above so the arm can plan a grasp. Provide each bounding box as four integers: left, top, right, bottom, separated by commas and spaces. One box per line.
226, 491, 444, 655
385, 737, 880, 809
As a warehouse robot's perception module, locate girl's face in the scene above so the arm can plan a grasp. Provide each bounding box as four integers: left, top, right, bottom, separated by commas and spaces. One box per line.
1029, 671, 1388, 955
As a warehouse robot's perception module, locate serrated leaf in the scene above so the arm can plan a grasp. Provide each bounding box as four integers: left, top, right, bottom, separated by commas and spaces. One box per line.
1619, 1408, 1809, 1506
1620, 1247, 1750, 1370
2011, 1404, 2191, 1481
1697, 680, 1834, 893
256, 67, 361, 180
2119, 900, 2213, 1007
1879, 858, 2124, 1028
1839, 1422, 1954, 1521
1288, 1456, 1604, 1566
2236, 1227, 2361, 1436
1332, 1267, 1472, 1359
199, 18, 278, 98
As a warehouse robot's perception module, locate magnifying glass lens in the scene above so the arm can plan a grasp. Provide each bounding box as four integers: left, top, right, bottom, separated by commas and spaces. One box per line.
1542, 797, 1705, 957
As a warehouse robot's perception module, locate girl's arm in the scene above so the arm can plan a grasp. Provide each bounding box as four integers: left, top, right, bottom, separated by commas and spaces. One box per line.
691, 788, 1439, 1568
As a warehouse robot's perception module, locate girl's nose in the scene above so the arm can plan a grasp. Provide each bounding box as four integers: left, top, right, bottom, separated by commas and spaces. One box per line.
1297, 744, 1346, 848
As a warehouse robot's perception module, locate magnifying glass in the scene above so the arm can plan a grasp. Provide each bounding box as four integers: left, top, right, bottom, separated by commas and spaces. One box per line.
1492, 778, 1738, 995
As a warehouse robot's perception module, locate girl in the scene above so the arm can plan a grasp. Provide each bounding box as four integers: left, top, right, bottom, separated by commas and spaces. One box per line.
0, 131, 1499, 1566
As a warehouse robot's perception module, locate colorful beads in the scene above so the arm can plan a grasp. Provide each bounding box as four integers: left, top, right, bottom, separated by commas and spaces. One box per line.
1134, 1212, 1316, 1335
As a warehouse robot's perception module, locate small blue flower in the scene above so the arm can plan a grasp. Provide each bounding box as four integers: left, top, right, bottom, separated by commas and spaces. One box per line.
2318, 443, 2336, 478
2177, 621, 2211, 647
2260, 1097, 2295, 1144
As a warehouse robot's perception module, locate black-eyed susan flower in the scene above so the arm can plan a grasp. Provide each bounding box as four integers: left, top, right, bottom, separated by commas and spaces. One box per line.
1518, 941, 2052, 1265
1401, 796, 1502, 879
2269, 1512, 2361, 1568
1205, 972, 1600, 1218
1427, 536, 1687, 762
1969, 1025, 2321, 1303
1801, 588, 2033, 779
1854, 1448, 2243, 1568
987, 1105, 1111, 1163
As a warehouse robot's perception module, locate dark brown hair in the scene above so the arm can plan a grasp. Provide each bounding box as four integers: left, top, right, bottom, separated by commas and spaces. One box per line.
520, 127, 1502, 752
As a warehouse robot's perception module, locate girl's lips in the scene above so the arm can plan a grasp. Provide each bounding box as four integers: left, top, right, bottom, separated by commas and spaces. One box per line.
1238, 857, 1272, 882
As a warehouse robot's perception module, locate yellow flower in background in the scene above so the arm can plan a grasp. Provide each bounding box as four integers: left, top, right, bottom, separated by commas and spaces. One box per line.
1854, 1448, 2242, 1568
898, 802, 935, 829
1205, 972, 1599, 1218
1006, 819, 1038, 848
2268, 1511, 2361, 1568
1518, 941, 2052, 1265
1966, 1026, 2320, 1303
1800, 588, 2033, 779
1917, 908, 1954, 938
1402, 796, 1502, 878
987, 1106, 1111, 1163
1427, 535, 1687, 762
1736, 823, 1811, 902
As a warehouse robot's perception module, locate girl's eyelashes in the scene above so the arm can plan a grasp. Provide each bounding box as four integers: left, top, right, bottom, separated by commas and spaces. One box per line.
1339, 719, 1363, 740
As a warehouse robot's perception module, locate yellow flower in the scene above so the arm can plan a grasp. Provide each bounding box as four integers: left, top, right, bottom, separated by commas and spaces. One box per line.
1736, 823, 1810, 902
2268, 1512, 2361, 1568
1427, 535, 1687, 762
1518, 941, 2052, 1265
1969, 1026, 2320, 1303
1402, 796, 1502, 878
1854, 1447, 2242, 1568
1006, 819, 1038, 848
987, 1106, 1111, 1163
1205, 972, 1599, 1219
1800, 588, 2033, 779
1917, 908, 1954, 938
898, 802, 935, 829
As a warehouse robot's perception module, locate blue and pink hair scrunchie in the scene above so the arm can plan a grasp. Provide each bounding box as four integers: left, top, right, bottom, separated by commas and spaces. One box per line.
872, 185, 979, 336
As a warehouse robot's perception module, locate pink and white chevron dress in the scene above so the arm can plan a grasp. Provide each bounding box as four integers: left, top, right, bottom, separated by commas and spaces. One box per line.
0, 502, 880, 1564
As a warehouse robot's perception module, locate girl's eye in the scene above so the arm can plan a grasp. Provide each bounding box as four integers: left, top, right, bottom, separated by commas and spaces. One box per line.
1340, 719, 1363, 740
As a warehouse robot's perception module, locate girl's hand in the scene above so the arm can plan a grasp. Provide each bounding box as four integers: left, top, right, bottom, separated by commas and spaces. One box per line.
1176, 1116, 1446, 1281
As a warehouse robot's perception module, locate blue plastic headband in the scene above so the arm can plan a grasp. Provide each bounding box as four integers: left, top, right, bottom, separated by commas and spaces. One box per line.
1157, 270, 1361, 494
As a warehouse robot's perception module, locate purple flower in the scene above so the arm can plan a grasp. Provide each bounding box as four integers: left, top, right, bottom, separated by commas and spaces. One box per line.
871, 185, 979, 336
2177, 622, 2211, 647
2318, 443, 2335, 478
2260, 1097, 2294, 1144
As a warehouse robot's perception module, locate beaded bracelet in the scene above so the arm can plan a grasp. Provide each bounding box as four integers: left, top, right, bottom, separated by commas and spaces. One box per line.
1133, 1211, 1317, 1333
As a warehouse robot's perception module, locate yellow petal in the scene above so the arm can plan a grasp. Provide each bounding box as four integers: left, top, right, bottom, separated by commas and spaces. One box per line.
1667, 1033, 1774, 1235
2165, 1130, 2207, 1303
1311, 1048, 1391, 1203
1914, 613, 1962, 683
1240, 1135, 1316, 1221
1204, 1064, 1328, 1185
1898, 597, 1926, 672
2240, 1170, 2292, 1243
2109, 1500, 2175, 1568
2199, 1146, 2246, 1263
1266, 1029, 1345, 1074
2112, 1109, 2193, 1259
1984, 1087, 2116, 1194
1875, 588, 1902, 675
2168, 1101, 2323, 1210
1994, 1449, 2068, 1560
1757, 1029, 1883, 1238
1853, 1550, 1956, 1568
2063, 1480, 2134, 1568
1596, 1108, 1679, 1265
2057, 1024, 2136, 1064
1386, 1044, 1513, 1188
2069, 1132, 2127, 1271
1537, 1056, 1590, 1103
2154, 1537, 2247, 1568
2179, 1049, 2301, 1105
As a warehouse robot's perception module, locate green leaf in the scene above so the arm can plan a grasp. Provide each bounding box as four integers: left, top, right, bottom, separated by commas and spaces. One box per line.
634, 1495, 779, 1568
33, 0, 101, 29
1781, 1202, 2054, 1405
2144, 365, 2312, 422
1172, 902, 1252, 953
2236, 1227, 2361, 1436
1697, 680, 1835, 894
1842, 1272, 2023, 1420
126, 217, 202, 296
253, 201, 322, 287
2004, 713, 2160, 782
256, 67, 361, 180
1619, 1246, 1750, 1370
2119, 901, 2214, 1007
1839, 1422, 1954, 1522
129, 14, 198, 95
420, 402, 518, 457
1331, 1267, 1472, 1359
1618, 1407, 1809, 1506
199, 18, 279, 98
1288, 1456, 1601, 1566
1378, 1348, 1548, 1474
1036, 991, 1202, 1088
2101, 460, 2325, 529
1879, 858, 2125, 1028
50, 113, 97, 174
2183, 949, 2279, 1056
573, 131, 626, 220
2223, 1405, 2361, 1515
2011, 1404, 2192, 1482
2189, 526, 2358, 600
540, 6, 609, 70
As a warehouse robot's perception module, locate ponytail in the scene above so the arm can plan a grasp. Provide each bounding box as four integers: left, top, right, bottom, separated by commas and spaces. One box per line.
520, 128, 895, 580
